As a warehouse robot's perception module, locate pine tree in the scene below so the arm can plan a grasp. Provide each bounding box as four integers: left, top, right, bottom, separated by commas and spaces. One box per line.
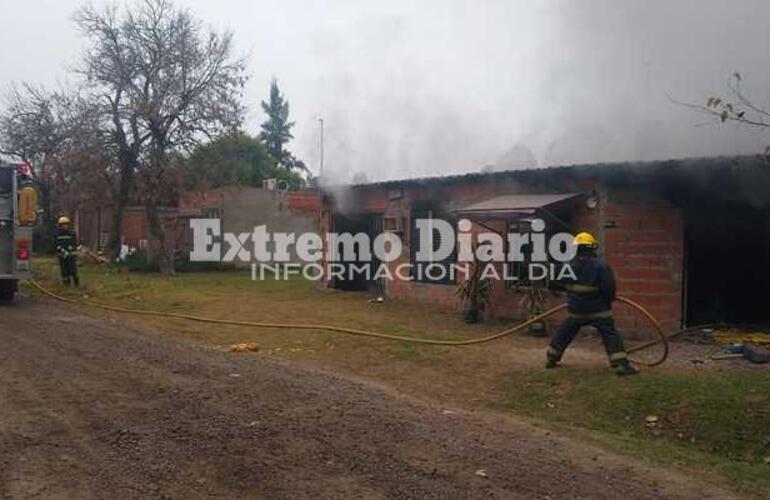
260, 79, 295, 165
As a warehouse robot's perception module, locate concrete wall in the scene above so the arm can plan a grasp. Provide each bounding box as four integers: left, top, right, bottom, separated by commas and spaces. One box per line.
219, 187, 319, 266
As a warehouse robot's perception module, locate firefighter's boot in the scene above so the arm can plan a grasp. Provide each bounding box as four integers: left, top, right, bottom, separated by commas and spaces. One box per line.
545, 347, 561, 369
614, 360, 639, 376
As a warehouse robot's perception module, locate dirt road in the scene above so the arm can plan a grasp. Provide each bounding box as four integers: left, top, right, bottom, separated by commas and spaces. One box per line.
0, 298, 735, 499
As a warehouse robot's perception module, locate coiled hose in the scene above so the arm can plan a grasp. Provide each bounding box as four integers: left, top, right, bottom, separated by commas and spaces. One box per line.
29, 280, 670, 367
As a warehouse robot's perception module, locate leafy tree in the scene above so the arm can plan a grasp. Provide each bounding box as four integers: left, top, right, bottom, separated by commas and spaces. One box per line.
280, 151, 310, 174
260, 79, 296, 166
183, 132, 304, 190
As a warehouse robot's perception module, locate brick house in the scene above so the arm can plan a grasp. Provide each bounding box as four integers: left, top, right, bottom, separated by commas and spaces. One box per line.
76, 205, 182, 257
76, 187, 320, 262
320, 156, 770, 334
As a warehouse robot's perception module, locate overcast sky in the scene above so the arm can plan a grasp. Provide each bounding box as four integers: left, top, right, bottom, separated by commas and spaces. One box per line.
1, 0, 770, 181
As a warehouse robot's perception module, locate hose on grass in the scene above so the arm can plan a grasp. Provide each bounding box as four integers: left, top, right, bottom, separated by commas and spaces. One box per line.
29, 280, 670, 367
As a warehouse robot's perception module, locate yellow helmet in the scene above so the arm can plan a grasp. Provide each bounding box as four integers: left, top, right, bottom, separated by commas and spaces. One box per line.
573, 232, 598, 247
58, 216, 71, 226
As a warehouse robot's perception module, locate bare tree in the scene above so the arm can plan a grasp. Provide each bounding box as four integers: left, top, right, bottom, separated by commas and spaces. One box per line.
0, 84, 75, 245
680, 73, 770, 156
0, 83, 120, 250
74, 0, 247, 273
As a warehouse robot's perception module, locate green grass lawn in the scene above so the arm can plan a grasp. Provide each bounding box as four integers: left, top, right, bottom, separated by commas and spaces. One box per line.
28, 258, 770, 496
497, 369, 770, 495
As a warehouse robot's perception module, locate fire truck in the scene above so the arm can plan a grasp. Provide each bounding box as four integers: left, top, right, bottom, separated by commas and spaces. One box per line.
0, 162, 37, 301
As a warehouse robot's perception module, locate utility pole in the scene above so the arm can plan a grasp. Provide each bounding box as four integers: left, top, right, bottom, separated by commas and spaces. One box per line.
315, 117, 324, 232
317, 117, 324, 178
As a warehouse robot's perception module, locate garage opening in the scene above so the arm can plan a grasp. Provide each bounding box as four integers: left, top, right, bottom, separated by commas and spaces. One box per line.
684, 204, 770, 326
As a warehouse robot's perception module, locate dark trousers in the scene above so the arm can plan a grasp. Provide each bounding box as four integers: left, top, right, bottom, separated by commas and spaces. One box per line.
548, 316, 628, 366
58, 255, 79, 286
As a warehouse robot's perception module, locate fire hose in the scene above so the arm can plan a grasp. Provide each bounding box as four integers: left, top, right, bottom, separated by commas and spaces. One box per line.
29, 280, 670, 367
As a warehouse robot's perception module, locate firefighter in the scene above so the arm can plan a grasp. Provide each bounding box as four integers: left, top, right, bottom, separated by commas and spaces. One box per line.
546, 232, 638, 376
55, 216, 80, 287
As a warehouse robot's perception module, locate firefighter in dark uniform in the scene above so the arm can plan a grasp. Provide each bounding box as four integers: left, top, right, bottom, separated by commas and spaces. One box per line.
55, 216, 80, 287
546, 232, 638, 376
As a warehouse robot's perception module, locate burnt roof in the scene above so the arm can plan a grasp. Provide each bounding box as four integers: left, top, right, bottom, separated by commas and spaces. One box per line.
346, 155, 764, 188
337, 155, 770, 208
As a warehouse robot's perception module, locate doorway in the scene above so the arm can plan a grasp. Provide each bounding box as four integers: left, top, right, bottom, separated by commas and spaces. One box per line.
685, 205, 770, 326
330, 213, 382, 293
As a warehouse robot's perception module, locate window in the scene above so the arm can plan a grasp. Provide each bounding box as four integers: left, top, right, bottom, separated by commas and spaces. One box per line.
505, 218, 567, 291
505, 219, 533, 289
410, 207, 457, 284
203, 207, 221, 219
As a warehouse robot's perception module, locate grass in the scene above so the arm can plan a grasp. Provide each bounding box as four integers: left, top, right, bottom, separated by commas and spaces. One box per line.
28, 258, 770, 496
31, 258, 508, 341
497, 369, 770, 494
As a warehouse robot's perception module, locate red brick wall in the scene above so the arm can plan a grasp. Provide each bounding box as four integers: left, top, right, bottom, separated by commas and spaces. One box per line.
120, 207, 183, 257
122, 209, 145, 245
287, 190, 321, 219
178, 189, 224, 211
602, 195, 684, 334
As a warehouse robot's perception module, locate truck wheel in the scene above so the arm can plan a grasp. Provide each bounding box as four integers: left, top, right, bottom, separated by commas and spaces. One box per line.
0, 280, 17, 302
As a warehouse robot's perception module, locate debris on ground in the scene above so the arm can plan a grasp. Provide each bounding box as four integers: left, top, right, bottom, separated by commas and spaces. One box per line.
710, 343, 769, 364
675, 327, 770, 365
724, 343, 745, 354
78, 245, 110, 265
743, 344, 770, 364
715, 329, 770, 346
711, 353, 743, 361
474, 469, 488, 478
229, 342, 260, 353
676, 328, 718, 345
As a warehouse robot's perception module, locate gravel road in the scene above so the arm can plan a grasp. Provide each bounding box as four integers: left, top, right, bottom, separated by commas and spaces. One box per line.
0, 298, 736, 499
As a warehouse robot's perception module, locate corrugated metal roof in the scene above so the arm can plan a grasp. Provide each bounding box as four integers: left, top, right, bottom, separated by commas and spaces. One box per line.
454, 193, 582, 215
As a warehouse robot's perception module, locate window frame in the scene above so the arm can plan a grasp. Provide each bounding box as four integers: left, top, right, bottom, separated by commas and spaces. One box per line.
504, 217, 567, 292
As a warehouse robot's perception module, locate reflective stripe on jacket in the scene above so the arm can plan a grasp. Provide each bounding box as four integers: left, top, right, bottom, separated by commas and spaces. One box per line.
55, 229, 78, 254
561, 250, 616, 316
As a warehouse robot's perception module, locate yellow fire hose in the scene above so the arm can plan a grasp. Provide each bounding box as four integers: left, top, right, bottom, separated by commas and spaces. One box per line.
29, 280, 670, 367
